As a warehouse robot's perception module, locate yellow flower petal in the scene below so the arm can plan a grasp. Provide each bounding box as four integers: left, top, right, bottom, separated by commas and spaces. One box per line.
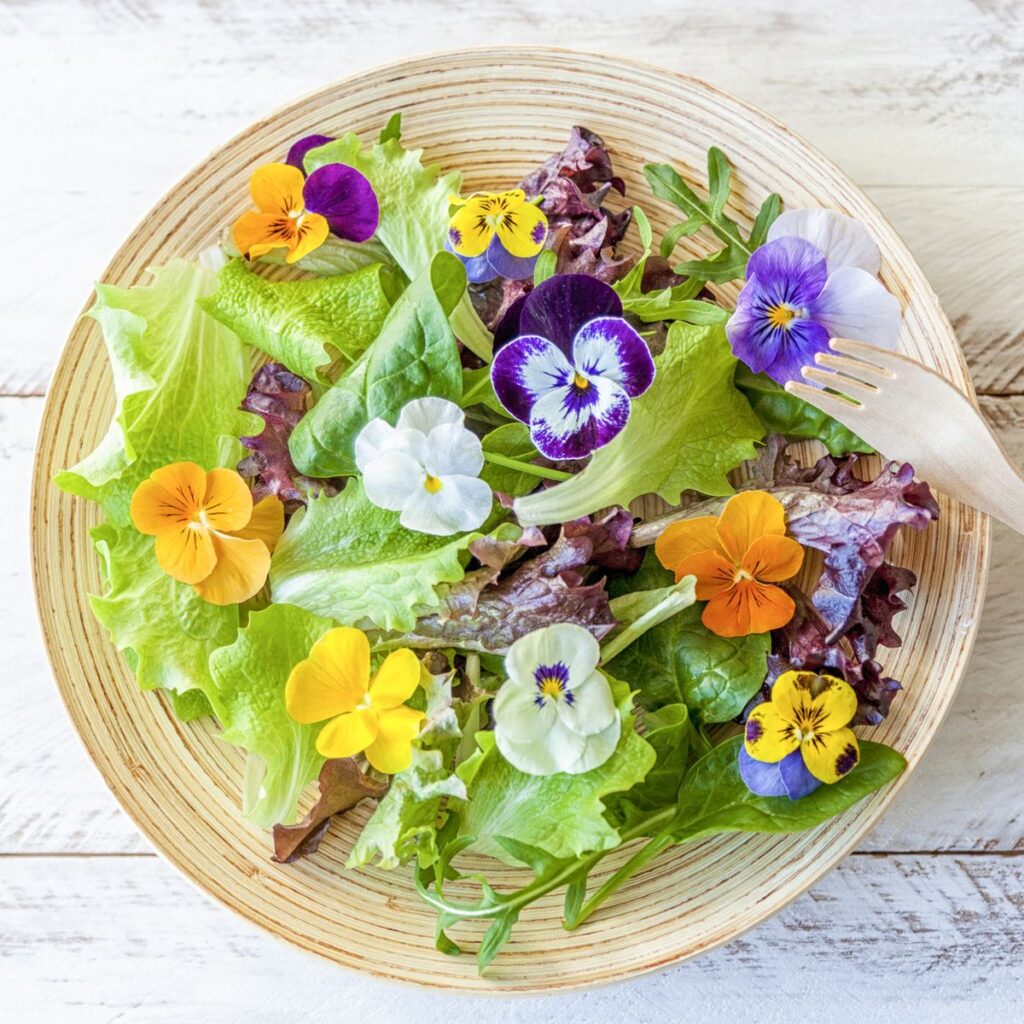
768, 670, 821, 724
741, 534, 804, 583
285, 627, 371, 725
744, 702, 799, 763
772, 671, 858, 733
316, 707, 379, 759
202, 468, 253, 533
368, 648, 422, 710
285, 212, 329, 264
716, 490, 787, 565
801, 727, 860, 784
654, 516, 724, 577
193, 531, 270, 606
448, 195, 494, 257
232, 495, 285, 552
130, 462, 206, 534
495, 199, 547, 258
232, 211, 291, 260
364, 705, 425, 774
153, 522, 217, 585
250, 162, 306, 217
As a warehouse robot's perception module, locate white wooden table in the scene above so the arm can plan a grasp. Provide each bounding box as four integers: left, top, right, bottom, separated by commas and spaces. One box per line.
3, 1, 1023, 1019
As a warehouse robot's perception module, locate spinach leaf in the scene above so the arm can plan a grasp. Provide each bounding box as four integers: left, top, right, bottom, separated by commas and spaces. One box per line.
480, 422, 541, 496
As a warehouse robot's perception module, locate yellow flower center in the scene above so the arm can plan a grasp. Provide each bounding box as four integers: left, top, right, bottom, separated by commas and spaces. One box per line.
424, 474, 443, 494
357, 692, 373, 711
538, 676, 565, 700
573, 372, 590, 390
767, 304, 798, 329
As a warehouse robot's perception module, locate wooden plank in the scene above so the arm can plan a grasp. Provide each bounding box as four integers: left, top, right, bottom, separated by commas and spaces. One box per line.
1, 852, 1021, 1020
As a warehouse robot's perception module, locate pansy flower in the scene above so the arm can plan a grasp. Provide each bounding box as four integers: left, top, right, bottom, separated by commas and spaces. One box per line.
446, 189, 549, 283
655, 490, 803, 637
354, 397, 493, 536
493, 623, 620, 776
130, 462, 284, 605
232, 149, 379, 265
285, 627, 424, 774
727, 208, 901, 386
490, 275, 656, 460
739, 670, 861, 799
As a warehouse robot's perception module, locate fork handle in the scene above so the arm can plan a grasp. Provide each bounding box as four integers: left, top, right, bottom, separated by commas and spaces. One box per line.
968, 425, 1024, 535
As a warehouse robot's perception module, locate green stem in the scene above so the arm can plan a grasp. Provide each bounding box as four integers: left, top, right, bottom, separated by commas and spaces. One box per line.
482, 451, 573, 482
459, 373, 492, 408
600, 584, 694, 663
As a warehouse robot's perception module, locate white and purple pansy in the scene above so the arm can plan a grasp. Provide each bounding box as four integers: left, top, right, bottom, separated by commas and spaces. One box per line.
493, 622, 620, 776
490, 275, 656, 461
726, 208, 901, 386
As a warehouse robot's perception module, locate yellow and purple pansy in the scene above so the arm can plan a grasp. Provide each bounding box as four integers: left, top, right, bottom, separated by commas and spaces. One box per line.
489, 275, 655, 460
739, 669, 861, 800
446, 189, 549, 283
232, 133, 379, 265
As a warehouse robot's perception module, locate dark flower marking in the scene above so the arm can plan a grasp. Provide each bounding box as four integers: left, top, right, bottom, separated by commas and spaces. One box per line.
745, 718, 763, 743
531, 221, 547, 244
835, 743, 859, 776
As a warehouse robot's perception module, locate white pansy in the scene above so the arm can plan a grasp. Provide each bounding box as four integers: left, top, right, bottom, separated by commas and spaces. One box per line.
493, 623, 620, 776
354, 397, 492, 536
767, 207, 881, 276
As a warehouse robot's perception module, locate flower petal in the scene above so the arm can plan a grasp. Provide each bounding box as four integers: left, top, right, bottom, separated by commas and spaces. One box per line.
654, 517, 724, 577
285, 626, 370, 724
302, 163, 379, 243
396, 396, 464, 436
738, 744, 788, 797
423, 422, 484, 478
742, 534, 804, 583
554, 671, 618, 737
231, 211, 291, 261
286, 133, 334, 171
495, 198, 547, 258
495, 716, 588, 776
743, 702, 799, 763
769, 670, 821, 722
572, 316, 656, 398
368, 648, 421, 710
153, 524, 217, 585
745, 236, 829, 296
483, 233, 540, 281
362, 449, 426, 512
701, 580, 795, 636
715, 490, 788, 564
193, 532, 270, 605
201, 467, 253, 532
316, 707, 378, 759
250, 163, 306, 217
364, 705, 425, 774
768, 208, 881, 276
520, 274, 623, 353
232, 495, 285, 553
529, 375, 630, 460
447, 195, 493, 257
494, 678, 558, 743
491, 334, 573, 423
131, 461, 206, 534
566, 715, 621, 774
675, 548, 737, 599
801, 727, 860, 784
778, 746, 824, 799
811, 267, 902, 350
506, 622, 601, 696
285, 213, 329, 264
354, 417, 408, 471
447, 238, 496, 284
772, 671, 859, 734
398, 475, 491, 535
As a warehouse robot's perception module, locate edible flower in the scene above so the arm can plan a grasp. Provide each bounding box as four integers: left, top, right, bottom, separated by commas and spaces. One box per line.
354, 397, 493, 536
739, 670, 861, 799
490, 275, 655, 460
285, 627, 424, 774
493, 623, 620, 776
130, 462, 284, 605
446, 189, 548, 283
655, 490, 803, 637
232, 156, 379, 264
726, 208, 901, 386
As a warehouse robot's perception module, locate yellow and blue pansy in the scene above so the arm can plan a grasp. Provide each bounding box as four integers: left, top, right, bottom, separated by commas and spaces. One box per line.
446, 189, 548, 283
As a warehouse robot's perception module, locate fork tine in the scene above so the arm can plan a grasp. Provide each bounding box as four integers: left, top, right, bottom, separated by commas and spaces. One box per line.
801, 365, 879, 395
829, 337, 903, 371
815, 351, 894, 382
784, 379, 864, 412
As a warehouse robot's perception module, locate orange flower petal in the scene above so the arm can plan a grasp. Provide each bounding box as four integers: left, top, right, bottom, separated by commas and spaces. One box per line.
741, 534, 804, 583
368, 648, 421, 710
192, 532, 270, 606
285, 627, 371, 725
655, 516, 723, 578
715, 490, 787, 565
364, 705, 425, 774
231, 211, 293, 260
232, 495, 285, 552
249, 162, 306, 217
153, 523, 217, 585
202, 468, 253, 533
131, 462, 206, 535
701, 580, 795, 637
316, 707, 379, 759
675, 548, 736, 599
285, 213, 329, 263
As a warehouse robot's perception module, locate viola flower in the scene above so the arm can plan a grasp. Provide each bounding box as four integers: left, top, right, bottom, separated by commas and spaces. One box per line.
354, 397, 493, 536
726, 208, 901, 386
493, 623, 620, 776
490, 275, 655, 460
232, 157, 379, 265
130, 462, 284, 606
655, 490, 804, 638
446, 189, 549, 283
740, 670, 861, 799
285, 627, 424, 774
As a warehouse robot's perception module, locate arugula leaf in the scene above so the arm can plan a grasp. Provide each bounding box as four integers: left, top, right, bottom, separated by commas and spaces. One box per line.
288, 251, 466, 478
208, 603, 333, 828
480, 423, 541, 496
199, 259, 392, 384
514, 321, 763, 525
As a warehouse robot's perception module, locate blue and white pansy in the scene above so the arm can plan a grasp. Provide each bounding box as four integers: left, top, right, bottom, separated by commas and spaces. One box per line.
490, 275, 656, 461
354, 397, 493, 536
493, 622, 620, 776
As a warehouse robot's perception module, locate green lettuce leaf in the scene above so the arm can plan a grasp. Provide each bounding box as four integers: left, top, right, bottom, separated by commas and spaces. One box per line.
199, 259, 393, 384
514, 321, 763, 525
224, 232, 393, 277
208, 603, 333, 828
480, 422, 542, 496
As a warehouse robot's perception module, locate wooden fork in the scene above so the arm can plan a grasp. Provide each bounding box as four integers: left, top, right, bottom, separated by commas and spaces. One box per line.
785, 337, 1024, 533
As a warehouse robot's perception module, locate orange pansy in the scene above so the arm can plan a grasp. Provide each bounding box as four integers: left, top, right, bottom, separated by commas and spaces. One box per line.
231, 162, 329, 265
654, 490, 803, 638
130, 461, 285, 606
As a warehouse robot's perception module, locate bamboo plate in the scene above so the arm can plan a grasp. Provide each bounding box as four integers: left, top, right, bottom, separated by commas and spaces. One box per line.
31, 47, 989, 992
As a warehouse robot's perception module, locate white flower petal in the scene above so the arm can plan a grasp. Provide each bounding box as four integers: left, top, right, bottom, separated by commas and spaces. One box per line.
768, 208, 881, 276
566, 715, 621, 775
354, 418, 404, 471
361, 450, 424, 511
813, 267, 902, 350
424, 421, 485, 477
495, 716, 588, 776
505, 623, 601, 693
555, 671, 618, 737
493, 678, 556, 742
398, 475, 489, 536
436, 475, 493, 532
396, 396, 464, 435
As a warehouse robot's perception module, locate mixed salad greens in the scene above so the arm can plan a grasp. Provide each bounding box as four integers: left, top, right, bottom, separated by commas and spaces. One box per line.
57, 116, 935, 970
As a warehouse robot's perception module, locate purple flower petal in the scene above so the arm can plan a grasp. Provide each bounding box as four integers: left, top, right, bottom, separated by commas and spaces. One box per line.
287, 133, 334, 171
493, 293, 529, 352
302, 164, 379, 243
530, 375, 630, 460
572, 316, 655, 398
485, 234, 541, 282
738, 745, 788, 797
778, 748, 822, 800
746, 236, 828, 294
520, 274, 623, 355
446, 239, 496, 284
758, 318, 832, 386
491, 335, 573, 423
809, 266, 902, 350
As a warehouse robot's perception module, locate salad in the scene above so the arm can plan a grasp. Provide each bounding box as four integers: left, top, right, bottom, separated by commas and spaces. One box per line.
57, 117, 935, 971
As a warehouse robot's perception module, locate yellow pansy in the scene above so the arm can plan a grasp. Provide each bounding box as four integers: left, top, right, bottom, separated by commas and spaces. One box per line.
447, 189, 548, 259
285, 627, 425, 774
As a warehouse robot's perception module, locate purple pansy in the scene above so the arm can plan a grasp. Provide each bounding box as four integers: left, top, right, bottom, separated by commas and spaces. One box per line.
738, 745, 822, 801
285, 133, 379, 244
490, 275, 655, 461
726, 208, 901, 386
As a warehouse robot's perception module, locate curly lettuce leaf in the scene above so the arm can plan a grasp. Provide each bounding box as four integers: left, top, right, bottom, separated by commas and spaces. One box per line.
514, 321, 763, 525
